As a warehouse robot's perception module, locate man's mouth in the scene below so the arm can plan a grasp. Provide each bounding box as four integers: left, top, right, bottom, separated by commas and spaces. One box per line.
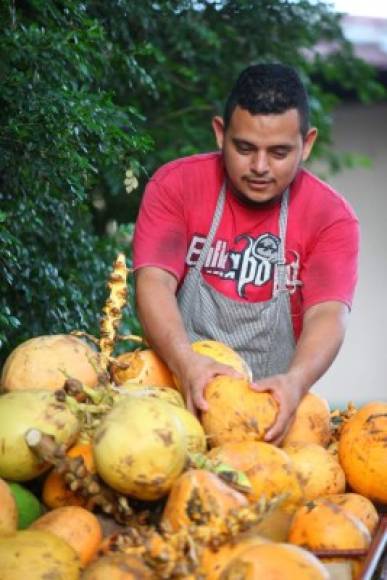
245, 176, 273, 184
245, 178, 274, 188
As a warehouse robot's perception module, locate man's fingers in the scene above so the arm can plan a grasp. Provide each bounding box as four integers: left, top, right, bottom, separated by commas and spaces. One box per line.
266, 433, 284, 446
185, 390, 195, 413
264, 424, 283, 443
184, 383, 209, 414
264, 408, 287, 442
192, 388, 209, 412
212, 363, 243, 379
250, 380, 272, 392
227, 367, 244, 378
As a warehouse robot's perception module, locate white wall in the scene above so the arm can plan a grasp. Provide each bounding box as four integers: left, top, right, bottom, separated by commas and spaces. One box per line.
312, 102, 387, 406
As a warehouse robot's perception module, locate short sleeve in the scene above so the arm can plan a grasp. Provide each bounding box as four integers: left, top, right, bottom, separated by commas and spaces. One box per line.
133, 175, 188, 282
301, 214, 360, 312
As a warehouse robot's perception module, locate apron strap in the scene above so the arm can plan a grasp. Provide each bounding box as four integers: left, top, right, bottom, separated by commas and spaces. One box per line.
194, 181, 226, 272
272, 188, 289, 295
194, 182, 294, 297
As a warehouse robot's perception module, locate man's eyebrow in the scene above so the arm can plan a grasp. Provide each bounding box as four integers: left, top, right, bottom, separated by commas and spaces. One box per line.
268, 143, 294, 151
232, 138, 294, 151
232, 138, 255, 146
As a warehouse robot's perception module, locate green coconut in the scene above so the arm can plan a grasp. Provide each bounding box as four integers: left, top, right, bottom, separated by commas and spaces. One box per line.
7, 482, 43, 529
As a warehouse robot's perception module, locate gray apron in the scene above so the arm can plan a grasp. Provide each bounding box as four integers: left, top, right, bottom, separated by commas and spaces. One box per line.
177, 182, 298, 380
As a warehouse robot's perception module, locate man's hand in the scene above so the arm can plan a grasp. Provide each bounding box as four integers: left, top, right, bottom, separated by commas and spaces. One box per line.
250, 301, 350, 445
175, 352, 242, 415
250, 374, 304, 445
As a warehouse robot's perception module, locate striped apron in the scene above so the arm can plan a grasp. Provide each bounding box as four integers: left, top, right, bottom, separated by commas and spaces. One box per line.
177, 183, 297, 380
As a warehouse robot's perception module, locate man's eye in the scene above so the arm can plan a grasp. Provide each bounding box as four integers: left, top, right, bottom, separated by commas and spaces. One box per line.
236, 144, 252, 153
271, 149, 289, 159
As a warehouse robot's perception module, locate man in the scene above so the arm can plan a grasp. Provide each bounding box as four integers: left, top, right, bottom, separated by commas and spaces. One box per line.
133, 63, 359, 444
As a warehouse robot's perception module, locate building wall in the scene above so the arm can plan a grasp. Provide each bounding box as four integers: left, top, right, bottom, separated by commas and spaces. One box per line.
311, 102, 387, 406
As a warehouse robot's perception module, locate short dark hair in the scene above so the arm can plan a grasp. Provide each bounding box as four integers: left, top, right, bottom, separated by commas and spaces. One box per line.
223, 63, 310, 137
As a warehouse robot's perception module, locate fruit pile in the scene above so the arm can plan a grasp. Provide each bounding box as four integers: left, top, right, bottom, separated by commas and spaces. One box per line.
0, 254, 385, 579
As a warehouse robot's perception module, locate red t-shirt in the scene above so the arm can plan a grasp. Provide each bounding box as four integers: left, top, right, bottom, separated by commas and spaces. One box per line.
133, 153, 359, 339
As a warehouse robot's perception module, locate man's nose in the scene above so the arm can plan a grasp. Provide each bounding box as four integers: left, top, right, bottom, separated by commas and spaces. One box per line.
251, 151, 269, 174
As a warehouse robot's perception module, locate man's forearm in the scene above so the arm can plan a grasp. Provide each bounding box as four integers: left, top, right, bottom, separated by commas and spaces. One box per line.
135, 267, 194, 377
287, 300, 349, 394
135, 267, 247, 412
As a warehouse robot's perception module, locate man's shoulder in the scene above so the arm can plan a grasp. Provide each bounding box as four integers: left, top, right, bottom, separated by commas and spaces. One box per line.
151, 152, 222, 185
293, 169, 358, 221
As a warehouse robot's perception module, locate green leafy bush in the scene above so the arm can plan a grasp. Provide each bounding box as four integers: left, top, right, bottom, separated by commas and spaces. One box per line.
0, 1, 151, 359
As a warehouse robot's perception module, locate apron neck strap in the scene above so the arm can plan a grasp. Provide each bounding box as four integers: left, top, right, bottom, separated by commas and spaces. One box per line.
194, 181, 226, 271
274, 187, 290, 293
195, 182, 290, 290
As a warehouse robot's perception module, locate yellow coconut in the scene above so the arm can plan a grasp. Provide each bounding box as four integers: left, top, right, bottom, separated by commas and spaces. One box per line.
0, 478, 18, 535
221, 542, 329, 580
208, 440, 304, 511
121, 383, 185, 407
327, 440, 339, 461
0, 529, 81, 579
82, 553, 153, 579
338, 401, 387, 504
200, 533, 269, 580
0, 390, 79, 481
288, 498, 372, 551
110, 349, 176, 388
165, 404, 207, 453
93, 397, 187, 500
283, 443, 346, 500
0, 334, 99, 392
201, 376, 278, 447
30, 505, 103, 567
322, 493, 379, 535
191, 340, 252, 379
282, 392, 331, 448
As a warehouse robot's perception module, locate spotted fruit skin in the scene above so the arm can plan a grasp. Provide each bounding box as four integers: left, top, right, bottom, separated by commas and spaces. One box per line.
192, 340, 253, 380
281, 392, 331, 448
288, 498, 371, 552
111, 349, 176, 389
201, 376, 278, 447
161, 469, 248, 532
283, 443, 346, 501
324, 493, 379, 535
0, 529, 81, 579
0, 390, 79, 481
209, 440, 304, 512
93, 397, 187, 500
1, 334, 99, 392
338, 401, 387, 504
121, 384, 185, 407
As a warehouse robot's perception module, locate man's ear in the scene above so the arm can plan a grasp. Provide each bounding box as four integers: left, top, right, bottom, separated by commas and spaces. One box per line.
302, 127, 318, 162
212, 116, 225, 150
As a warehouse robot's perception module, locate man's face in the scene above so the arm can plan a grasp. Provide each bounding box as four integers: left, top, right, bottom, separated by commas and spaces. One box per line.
212, 106, 317, 206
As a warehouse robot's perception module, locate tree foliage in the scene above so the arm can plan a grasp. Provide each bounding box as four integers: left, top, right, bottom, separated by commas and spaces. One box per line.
0, 0, 384, 361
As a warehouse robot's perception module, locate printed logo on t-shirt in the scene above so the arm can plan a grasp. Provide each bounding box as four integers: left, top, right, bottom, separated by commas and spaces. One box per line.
186, 233, 281, 298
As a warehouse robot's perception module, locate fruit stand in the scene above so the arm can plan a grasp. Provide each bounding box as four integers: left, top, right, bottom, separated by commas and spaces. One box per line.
0, 254, 386, 579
